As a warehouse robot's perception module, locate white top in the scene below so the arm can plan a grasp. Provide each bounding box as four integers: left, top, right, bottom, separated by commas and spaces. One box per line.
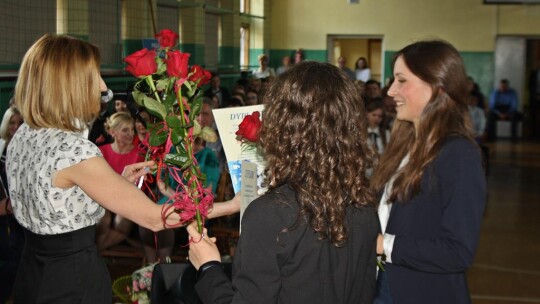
468, 105, 486, 137
355, 68, 371, 82
378, 154, 409, 263
368, 127, 390, 155
7, 123, 105, 234
252, 67, 276, 79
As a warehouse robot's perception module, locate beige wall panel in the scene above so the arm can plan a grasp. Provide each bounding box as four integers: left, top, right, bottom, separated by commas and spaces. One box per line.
269, 0, 521, 51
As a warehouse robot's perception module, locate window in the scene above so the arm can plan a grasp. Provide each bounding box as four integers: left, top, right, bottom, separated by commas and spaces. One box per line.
240, 0, 250, 13
240, 24, 250, 69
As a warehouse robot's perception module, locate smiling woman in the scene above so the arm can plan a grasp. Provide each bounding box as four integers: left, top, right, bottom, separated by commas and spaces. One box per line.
96, 111, 142, 251
371, 40, 486, 304
388, 57, 433, 129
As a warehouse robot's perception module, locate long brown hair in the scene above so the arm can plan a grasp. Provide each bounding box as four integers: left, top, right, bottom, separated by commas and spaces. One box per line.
259, 61, 376, 247
371, 40, 474, 202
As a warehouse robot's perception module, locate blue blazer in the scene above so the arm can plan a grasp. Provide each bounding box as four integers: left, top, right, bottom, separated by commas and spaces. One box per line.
385, 137, 486, 304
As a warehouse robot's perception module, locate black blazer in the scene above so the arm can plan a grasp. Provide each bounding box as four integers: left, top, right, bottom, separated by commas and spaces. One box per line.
196, 184, 378, 303
384, 137, 486, 304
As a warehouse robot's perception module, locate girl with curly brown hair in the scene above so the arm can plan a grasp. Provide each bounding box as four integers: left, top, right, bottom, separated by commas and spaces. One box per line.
372, 40, 486, 304
187, 61, 379, 303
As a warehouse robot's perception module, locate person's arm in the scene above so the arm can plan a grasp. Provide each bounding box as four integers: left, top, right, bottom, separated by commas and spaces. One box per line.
189, 195, 287, 303
0, 198, 9, 215
157, 179, 241, 219
187, 224, 233, 304
208, 194, 240, 218
489, 91, 500, 115
54, 157, 178, 232
389, 139, 486, 273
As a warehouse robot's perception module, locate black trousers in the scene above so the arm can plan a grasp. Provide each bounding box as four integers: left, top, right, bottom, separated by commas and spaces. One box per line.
14, 225, 111, 304
374, 270, 394, 304
486, 110, 522, 141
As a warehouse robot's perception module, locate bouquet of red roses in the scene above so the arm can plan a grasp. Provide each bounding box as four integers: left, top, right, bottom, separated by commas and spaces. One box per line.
124, 29, 215, 233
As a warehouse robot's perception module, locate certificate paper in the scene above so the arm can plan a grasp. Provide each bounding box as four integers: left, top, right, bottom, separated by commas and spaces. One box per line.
213, 105, 267, 220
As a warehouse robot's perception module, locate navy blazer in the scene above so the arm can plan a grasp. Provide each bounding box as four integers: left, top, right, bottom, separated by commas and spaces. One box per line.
384, 137, 486, 304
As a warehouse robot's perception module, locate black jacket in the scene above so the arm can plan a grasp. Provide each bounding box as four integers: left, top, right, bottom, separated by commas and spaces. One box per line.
196, 184, 378, 303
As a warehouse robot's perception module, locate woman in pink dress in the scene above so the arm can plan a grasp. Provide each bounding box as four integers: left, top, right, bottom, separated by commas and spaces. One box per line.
97, 111, 143, 250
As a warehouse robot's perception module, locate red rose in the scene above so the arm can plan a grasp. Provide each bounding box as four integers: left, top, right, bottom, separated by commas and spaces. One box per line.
166, 50, 190, 78
188, 65, 212, 87
124, 49, 157, 77
236, 111, 262, 142
156, 29, 179, 48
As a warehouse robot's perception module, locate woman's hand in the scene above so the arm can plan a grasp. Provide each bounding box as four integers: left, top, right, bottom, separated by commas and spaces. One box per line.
121, 160, 155, 184
157, 179, 175, 198
0, 198, 10, 215
186, 222, 221, 270
377, 234, 384, 255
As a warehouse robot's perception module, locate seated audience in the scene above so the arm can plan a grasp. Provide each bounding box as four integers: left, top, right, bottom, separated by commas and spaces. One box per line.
366, 100, 390, 155
252, 54, 276, 79
486, 79, 522, 142
338, 56, 355, 80
276, 55, 292, 75
204, 74, 230, 107
355, 57, 371, 82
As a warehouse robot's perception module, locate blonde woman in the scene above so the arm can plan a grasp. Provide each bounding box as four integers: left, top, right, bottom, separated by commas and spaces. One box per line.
96, 111, 142, 250
7, 34, 239, 304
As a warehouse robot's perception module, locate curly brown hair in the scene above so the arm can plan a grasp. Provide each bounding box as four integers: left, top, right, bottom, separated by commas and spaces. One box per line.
259, 61, 377, 247
370, 40, 475, 202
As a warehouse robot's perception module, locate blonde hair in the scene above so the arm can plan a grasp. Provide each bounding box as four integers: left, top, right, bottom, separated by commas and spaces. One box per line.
0, 107, 22, 142
105, 112, 134, 135
14, 34, 101, 131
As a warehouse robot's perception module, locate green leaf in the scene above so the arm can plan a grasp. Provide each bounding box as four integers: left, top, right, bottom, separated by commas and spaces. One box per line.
156, 57, 167, 75
165, 116, 182, 129
149, 127, 168, 146
163, 92, 177, 109
183, 80, 193, 95
132, 91, 146, 107
156, 78, 169, 91
187, 83, 199, 98
170, 127, 185, 145
189, 96, 203, 122
164, 153, 191, 168
142, 95, 167, 120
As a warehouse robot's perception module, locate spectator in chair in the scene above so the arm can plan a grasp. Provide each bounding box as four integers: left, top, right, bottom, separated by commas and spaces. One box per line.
486, 79, 522, 142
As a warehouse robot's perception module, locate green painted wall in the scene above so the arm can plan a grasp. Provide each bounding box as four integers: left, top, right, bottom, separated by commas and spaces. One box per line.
123, 39, 144, 59
219, 46, 240, 70
383, 50, 494, 95
461, 52, 495, 96
179, 43, 205, 67
0, 80, 16, 115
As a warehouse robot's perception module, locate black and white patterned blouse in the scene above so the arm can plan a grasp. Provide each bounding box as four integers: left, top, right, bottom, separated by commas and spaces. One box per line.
7, 123, 105, 234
